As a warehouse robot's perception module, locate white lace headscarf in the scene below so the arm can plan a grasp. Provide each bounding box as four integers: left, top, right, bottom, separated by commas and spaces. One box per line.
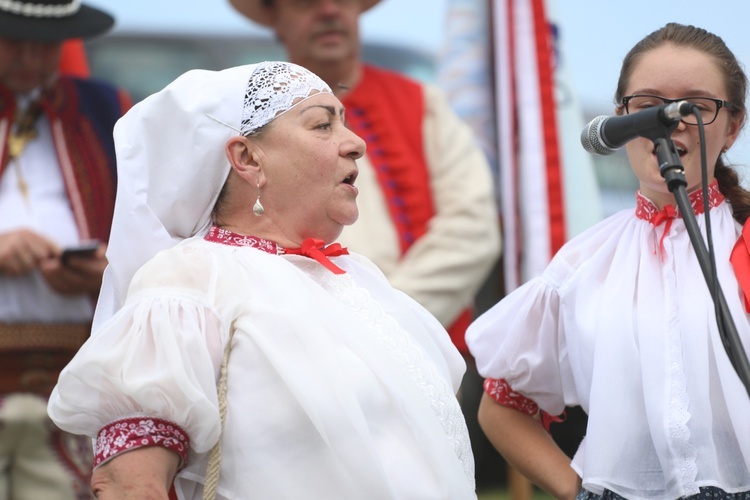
93, 61, 332, 330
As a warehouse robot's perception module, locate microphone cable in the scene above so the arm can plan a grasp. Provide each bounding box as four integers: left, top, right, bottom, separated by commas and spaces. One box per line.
690, 105, 750, 396
691, 107, 724, 348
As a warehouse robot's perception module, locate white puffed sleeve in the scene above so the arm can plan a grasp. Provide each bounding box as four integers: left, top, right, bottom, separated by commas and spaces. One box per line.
466, 270, 569, 416
48, 246, 229, 460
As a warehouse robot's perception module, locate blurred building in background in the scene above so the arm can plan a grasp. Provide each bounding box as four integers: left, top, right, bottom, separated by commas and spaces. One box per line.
86, 34, 434, 104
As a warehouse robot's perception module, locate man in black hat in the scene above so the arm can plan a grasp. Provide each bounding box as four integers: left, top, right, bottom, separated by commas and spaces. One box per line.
0, 1, 130, 498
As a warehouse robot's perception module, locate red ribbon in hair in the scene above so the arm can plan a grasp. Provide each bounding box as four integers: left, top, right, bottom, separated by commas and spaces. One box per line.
283, 238, 349, 275
731, 220, 750, 312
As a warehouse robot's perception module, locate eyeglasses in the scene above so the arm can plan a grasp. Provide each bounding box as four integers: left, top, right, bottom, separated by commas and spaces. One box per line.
621, 94, 739, 125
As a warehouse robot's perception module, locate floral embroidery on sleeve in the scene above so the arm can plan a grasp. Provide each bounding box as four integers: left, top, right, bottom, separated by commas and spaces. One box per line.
483, 378, 564, 432
95, 417, 189, 468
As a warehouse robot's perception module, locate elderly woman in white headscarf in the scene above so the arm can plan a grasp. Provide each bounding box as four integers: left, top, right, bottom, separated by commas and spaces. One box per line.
46, 62, 476, 499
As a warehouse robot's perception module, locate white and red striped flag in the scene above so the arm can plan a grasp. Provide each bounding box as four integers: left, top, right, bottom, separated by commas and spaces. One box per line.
440, 0, 602, 292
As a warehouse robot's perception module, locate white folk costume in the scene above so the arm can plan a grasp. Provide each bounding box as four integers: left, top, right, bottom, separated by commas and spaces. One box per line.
467, 183, 750, 499
47, 62, 477, 500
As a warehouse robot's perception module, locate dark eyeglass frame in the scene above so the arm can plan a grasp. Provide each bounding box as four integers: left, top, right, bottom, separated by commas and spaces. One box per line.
620, 94, 740, 125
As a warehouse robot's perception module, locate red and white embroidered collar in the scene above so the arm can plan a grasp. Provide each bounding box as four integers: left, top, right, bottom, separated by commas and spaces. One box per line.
205, 226, 280, 254
635, 180, 725, 224
204, 226, 349, 274
635, 181, 725, 258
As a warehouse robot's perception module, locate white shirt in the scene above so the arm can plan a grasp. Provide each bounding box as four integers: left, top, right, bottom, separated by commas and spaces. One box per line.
0, 94, 91, 322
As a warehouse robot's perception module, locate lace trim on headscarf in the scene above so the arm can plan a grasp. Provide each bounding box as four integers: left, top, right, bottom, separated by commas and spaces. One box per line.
240, 61, 332, 136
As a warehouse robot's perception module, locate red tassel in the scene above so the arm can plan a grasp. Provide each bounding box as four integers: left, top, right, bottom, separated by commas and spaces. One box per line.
58, 39, 90, 78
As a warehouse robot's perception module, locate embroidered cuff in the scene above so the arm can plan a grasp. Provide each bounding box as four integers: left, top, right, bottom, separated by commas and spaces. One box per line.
483, 378, 565, 432
95, 417, 189, 469
483, 377, 539, 416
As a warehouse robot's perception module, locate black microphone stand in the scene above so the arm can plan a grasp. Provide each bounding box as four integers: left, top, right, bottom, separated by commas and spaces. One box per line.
648, 127, 750, 397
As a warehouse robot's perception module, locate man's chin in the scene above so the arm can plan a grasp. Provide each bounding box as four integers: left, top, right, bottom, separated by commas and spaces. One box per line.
309, 45, 355, 64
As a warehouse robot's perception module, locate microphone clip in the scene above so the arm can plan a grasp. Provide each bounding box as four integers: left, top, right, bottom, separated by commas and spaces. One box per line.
653, 137, 687, 192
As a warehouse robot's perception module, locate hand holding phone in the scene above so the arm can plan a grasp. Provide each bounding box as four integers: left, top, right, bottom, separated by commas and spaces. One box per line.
42, 240, 107, 294
61, 240, 100, 264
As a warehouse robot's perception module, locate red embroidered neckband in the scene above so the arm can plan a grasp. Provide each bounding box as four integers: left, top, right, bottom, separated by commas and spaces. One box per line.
635, 180, 724, 224
204, 226, 349, 274
635, 180, 725, 256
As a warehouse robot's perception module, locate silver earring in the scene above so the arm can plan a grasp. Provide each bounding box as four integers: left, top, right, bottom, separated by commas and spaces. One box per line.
253, 181, 264, 216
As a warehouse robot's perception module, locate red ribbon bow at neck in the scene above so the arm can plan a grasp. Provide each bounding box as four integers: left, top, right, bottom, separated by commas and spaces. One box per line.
283, 238, 349, 275
650, 204, 677, 258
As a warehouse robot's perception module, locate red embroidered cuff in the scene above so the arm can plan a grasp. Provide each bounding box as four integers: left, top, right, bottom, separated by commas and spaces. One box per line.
95, 417, 190, 468
483, 378, 566, 433
483, 377, 539, 416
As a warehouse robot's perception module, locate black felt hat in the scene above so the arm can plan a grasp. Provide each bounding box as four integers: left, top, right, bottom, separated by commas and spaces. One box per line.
0, 0, 114, 42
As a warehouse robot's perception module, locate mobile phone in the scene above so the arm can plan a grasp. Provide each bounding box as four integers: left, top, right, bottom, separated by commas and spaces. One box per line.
61, 241, 100, 263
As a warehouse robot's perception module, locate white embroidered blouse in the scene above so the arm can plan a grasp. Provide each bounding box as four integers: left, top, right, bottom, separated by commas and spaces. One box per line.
467, 184, 750, 500
49, 228, 477, 499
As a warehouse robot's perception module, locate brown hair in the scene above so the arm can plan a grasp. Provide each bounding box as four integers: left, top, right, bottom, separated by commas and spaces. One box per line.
616, 23, 750, 224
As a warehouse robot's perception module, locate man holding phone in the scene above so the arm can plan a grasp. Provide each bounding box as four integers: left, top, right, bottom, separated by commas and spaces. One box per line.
0, 1, 130, 497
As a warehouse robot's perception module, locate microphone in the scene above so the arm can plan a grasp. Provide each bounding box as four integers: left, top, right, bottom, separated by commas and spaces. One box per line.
580, 101, 694, 155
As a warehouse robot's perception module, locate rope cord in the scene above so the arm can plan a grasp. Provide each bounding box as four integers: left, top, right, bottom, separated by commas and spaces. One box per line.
201, 326, 236, 500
